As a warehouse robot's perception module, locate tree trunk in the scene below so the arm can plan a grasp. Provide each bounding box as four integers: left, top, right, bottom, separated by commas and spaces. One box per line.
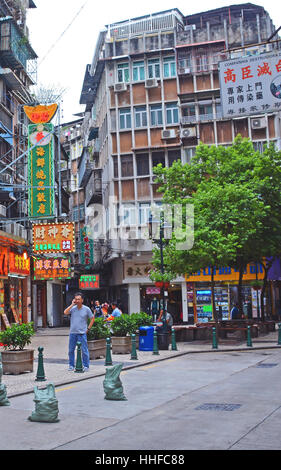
238, 265, 245, 318
211, 266, 217, 324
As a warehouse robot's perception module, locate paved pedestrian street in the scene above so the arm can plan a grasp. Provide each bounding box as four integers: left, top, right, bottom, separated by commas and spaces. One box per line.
1, 328, 281, 452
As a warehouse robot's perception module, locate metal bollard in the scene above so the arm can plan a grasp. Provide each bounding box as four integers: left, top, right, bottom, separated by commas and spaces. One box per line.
105, 337, 113, 366
130, 334, 138, 360
171, 328, 178, 351
247, 326, 252, 347
75, 342, 84, 373
153, 330, 159, 355
35, 347, 46, 381
212, 327, 218, 349
278, 323, 281, 345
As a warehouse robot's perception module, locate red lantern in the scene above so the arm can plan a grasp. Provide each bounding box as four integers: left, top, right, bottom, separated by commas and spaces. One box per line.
155, 281, 164, 288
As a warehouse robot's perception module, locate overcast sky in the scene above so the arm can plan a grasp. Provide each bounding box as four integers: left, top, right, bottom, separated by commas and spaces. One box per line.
27, 0, 280, 124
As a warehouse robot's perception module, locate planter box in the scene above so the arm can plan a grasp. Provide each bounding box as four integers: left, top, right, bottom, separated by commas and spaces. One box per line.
88, 339, 106, 360
1, 349, 34, 375
111, 336, 132, 354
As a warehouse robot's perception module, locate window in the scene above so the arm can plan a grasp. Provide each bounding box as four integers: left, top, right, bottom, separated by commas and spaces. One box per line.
133, 61, 145, 81
150, 104, 163, 126
182, 105, 196, 123
152, 152, 165, 168
119, 108, 131, 130
136, 153, 149, 176
119, 203, 136, 226
168, 150, 181, 166
178, 55, 192, 71
183, 147, 196, 164
72, 204, 85, 222
198, 103, 213, 120
196, 54, 208, 72
163, 56, 176, 78
134, 106, 147, 128
215, 102, 222, 119
121, 155, 134, 177
117, 63, 129, 82
148, 58, 160, 78
166, 103, 179, 124
139, 202, 151, 225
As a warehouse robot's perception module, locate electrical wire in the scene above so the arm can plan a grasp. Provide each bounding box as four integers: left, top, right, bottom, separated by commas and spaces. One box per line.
38, 0, 90, 67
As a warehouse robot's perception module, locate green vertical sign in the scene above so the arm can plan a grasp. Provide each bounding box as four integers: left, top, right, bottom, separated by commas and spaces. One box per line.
28, 123, 55, 218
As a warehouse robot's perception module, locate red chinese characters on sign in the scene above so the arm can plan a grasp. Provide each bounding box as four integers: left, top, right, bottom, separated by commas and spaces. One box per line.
9, 252, 30, 276
34, 257, 71, 280
224, 68, 236, 83
242, 66, 253, 80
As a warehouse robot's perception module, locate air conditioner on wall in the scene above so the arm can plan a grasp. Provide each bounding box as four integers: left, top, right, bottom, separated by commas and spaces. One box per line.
180, 127, 197, 138
161, 129, 177, 139
145, 78, 158, 88
0, 204, 6, 217
251, 117, 266, 129
178, 67, 191, 75
114, 82, 127, 92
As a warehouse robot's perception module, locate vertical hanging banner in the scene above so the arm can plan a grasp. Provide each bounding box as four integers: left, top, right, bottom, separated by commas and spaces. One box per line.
80, 226, 94, 266
24, 104, 58, 219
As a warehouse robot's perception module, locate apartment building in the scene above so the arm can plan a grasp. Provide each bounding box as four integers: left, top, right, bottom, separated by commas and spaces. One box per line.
79, 4, 280, 320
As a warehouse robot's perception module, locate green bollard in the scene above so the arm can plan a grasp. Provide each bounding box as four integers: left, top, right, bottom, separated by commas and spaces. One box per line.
212, 327, 218, 349
278, 323, 281, 345
130, 334, 138, 360
247, 325, 252, 347
153, 330, 159, 355
171, 328, 178, 351
74, 342, 84, 373
105, 337, 113, 366
35, 347, 46, 382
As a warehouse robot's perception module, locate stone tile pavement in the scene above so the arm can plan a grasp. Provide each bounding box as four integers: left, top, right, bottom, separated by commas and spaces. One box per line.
1, 326, 281, 398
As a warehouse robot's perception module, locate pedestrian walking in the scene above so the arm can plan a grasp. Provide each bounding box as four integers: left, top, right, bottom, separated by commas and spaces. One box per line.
111, 302, 122, 317
64, 292, 95, 372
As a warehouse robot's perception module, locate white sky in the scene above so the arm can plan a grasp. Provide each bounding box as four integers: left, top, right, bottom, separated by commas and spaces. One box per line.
27, 0, 281, 124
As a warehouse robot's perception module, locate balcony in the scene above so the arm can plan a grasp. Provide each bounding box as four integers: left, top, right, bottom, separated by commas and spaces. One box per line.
85, 170, 102, 206
0, 18, 37, 73
181, 113, 222, 124
78, 147, 94, 187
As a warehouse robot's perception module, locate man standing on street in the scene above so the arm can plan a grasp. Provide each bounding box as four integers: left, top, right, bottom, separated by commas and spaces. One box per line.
111, 302, 122, 317
64, 292, 95, 371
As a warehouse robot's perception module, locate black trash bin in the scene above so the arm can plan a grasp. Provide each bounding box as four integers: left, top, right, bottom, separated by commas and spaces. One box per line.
157, 329, 170, 350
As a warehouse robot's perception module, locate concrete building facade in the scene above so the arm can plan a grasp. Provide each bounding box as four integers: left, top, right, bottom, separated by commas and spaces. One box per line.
79, 4, 280, 321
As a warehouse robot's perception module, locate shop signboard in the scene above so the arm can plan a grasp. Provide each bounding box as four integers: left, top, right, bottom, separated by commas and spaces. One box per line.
27, 123, 55, 218
9, 251, 30, 276
146, 287, 161, 295
219, 49, 281, 118
0, 247, 8, 277
79, 274, 100, 290
124, 262, 153, 278
32, 222, 75, 254
80, 226, 94, 266
34, 257, 71, 280
24, 104, 58, 219
185, 263, 264, 282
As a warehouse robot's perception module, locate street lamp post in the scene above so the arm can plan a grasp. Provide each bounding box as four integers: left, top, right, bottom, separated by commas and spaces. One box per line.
148, 212, 169, 326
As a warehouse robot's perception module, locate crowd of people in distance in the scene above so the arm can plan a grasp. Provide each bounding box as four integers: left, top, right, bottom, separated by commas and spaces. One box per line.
88, 299, 122, 322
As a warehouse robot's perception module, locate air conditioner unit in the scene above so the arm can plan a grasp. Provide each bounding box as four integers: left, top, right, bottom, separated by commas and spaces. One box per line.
150, 175, 158, 185
2, 174, 12, 184
180, 127, 197, 139
178, 67, 191, 75
0, 204, 6, 217
145, 78, 158, 88
161, 129, 177, 139
251, 117, 266, 129
114, 82, 127, 92
18, 123, 28, 136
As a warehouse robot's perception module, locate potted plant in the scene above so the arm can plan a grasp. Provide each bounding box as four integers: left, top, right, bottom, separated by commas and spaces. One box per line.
250, 280, 263, 291
111, 315, 136, 354
87, 317, 110, 359
149, 269, 174, 287
0, 322, 35, 375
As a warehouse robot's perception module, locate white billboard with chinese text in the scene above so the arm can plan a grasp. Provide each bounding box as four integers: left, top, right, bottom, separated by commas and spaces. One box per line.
219, 50, 281, 118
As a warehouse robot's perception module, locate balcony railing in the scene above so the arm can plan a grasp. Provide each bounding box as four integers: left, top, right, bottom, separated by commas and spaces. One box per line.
181, 112, 222, 124
85, 170, 102, 206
